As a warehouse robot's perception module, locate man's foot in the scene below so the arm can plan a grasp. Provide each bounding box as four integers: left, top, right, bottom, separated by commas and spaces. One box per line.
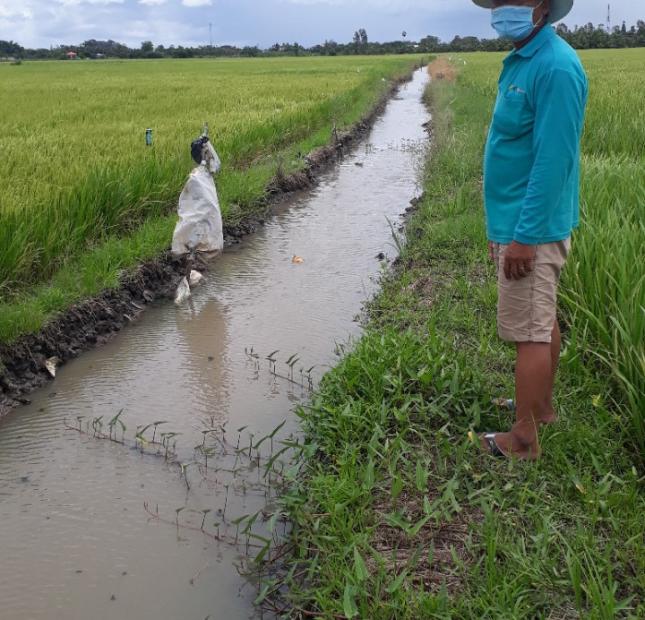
541, 406, 558, 425
492, 398, 558, 425
479, 432, 541, 461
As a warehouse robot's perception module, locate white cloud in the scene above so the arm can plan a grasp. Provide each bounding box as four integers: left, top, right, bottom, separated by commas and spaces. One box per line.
0, 0, 639, 50
284, 0, 429, 6
55, 0, 124, 5
0, 4, 33, 19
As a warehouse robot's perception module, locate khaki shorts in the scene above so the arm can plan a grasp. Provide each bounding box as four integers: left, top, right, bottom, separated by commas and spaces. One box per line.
493, 239, 571, 343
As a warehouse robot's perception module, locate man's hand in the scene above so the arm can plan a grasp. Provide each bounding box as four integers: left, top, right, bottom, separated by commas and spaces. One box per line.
488, 241, 495, 262
504, 241, 537, 280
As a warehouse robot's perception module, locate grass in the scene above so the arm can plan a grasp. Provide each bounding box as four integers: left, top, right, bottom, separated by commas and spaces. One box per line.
277, 50, 644, 618
0, 55, 423, 343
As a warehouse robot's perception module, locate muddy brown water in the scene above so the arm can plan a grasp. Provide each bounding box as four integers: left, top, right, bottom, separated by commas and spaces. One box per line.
0, 69, 430, 620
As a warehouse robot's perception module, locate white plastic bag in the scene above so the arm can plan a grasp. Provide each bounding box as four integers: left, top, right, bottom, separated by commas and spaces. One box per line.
174, 277, 192, 305
189, 270, 204, 287
202, 141, 221, 175
171, 142, 224, 257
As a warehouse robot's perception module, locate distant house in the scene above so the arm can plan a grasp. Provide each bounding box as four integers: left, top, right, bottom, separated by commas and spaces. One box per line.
66, 51, 78, 60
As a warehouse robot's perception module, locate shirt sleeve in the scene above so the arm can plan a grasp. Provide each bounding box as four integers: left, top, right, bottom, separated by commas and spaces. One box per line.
513, 67, 586, 244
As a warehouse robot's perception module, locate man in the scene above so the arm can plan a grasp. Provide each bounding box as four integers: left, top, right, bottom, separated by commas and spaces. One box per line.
471, 0, 588, 459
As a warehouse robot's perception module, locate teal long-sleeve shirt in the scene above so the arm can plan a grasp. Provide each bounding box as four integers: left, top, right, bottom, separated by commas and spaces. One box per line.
483, 26, 588, 245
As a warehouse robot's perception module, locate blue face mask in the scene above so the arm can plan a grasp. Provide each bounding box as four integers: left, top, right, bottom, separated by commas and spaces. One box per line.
491, 3, 543, 41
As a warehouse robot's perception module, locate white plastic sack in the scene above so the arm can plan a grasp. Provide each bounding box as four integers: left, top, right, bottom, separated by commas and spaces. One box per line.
202, 141, 221, 175
171, 143, 224, 256
174, 277, 191, 305
189, 270, 204, 288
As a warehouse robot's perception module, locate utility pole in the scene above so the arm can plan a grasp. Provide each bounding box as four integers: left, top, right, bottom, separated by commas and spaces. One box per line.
209, 22, 213, 47
607, 4, 611, 32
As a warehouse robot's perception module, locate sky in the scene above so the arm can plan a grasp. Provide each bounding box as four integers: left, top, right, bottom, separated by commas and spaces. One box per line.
0, 0, 642, 49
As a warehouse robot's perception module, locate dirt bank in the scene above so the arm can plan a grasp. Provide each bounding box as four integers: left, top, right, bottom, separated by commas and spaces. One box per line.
0, 69, 419, 418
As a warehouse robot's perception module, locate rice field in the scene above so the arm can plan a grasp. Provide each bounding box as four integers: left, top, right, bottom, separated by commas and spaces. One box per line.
0, 56, 420, 296
458, 48, 645, 459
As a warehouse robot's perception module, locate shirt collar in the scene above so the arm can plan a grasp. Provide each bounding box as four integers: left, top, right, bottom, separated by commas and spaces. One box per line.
504, 25, 554, 63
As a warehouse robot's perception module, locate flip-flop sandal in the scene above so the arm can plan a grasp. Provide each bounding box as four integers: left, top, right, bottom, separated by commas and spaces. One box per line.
492, 398, 516, 412
480, 433, 508, 459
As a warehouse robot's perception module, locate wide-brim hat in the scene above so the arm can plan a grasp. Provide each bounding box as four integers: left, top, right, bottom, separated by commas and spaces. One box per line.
471, 0, 573, 24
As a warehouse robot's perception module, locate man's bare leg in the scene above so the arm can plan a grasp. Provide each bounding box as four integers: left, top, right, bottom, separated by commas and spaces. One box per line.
483, 341, 552, 460
543, 320, 560, 424
496, 322, 559, 425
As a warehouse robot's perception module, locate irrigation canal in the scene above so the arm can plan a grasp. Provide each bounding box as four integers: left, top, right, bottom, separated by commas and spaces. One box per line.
0, 68, 430, 620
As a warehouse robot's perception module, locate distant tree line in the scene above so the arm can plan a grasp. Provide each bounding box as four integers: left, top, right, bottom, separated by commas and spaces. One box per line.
1, 20, 643, 61
417, 20, 645, 53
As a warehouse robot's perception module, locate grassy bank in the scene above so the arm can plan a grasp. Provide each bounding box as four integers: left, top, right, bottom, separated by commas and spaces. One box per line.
0, 56, 422, 343
278, 52, 644, 618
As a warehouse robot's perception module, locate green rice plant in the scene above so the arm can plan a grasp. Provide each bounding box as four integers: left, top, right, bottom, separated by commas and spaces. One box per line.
561, 156, 644, 454
0, 56, 421, 296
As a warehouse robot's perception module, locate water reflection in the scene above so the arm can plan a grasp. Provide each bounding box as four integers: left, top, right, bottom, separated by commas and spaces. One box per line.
0, 68, 430, 620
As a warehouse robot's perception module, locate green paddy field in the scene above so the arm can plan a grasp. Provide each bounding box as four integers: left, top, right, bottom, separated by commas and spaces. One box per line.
0, 55, 420, 340
0, 47, 643, 619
